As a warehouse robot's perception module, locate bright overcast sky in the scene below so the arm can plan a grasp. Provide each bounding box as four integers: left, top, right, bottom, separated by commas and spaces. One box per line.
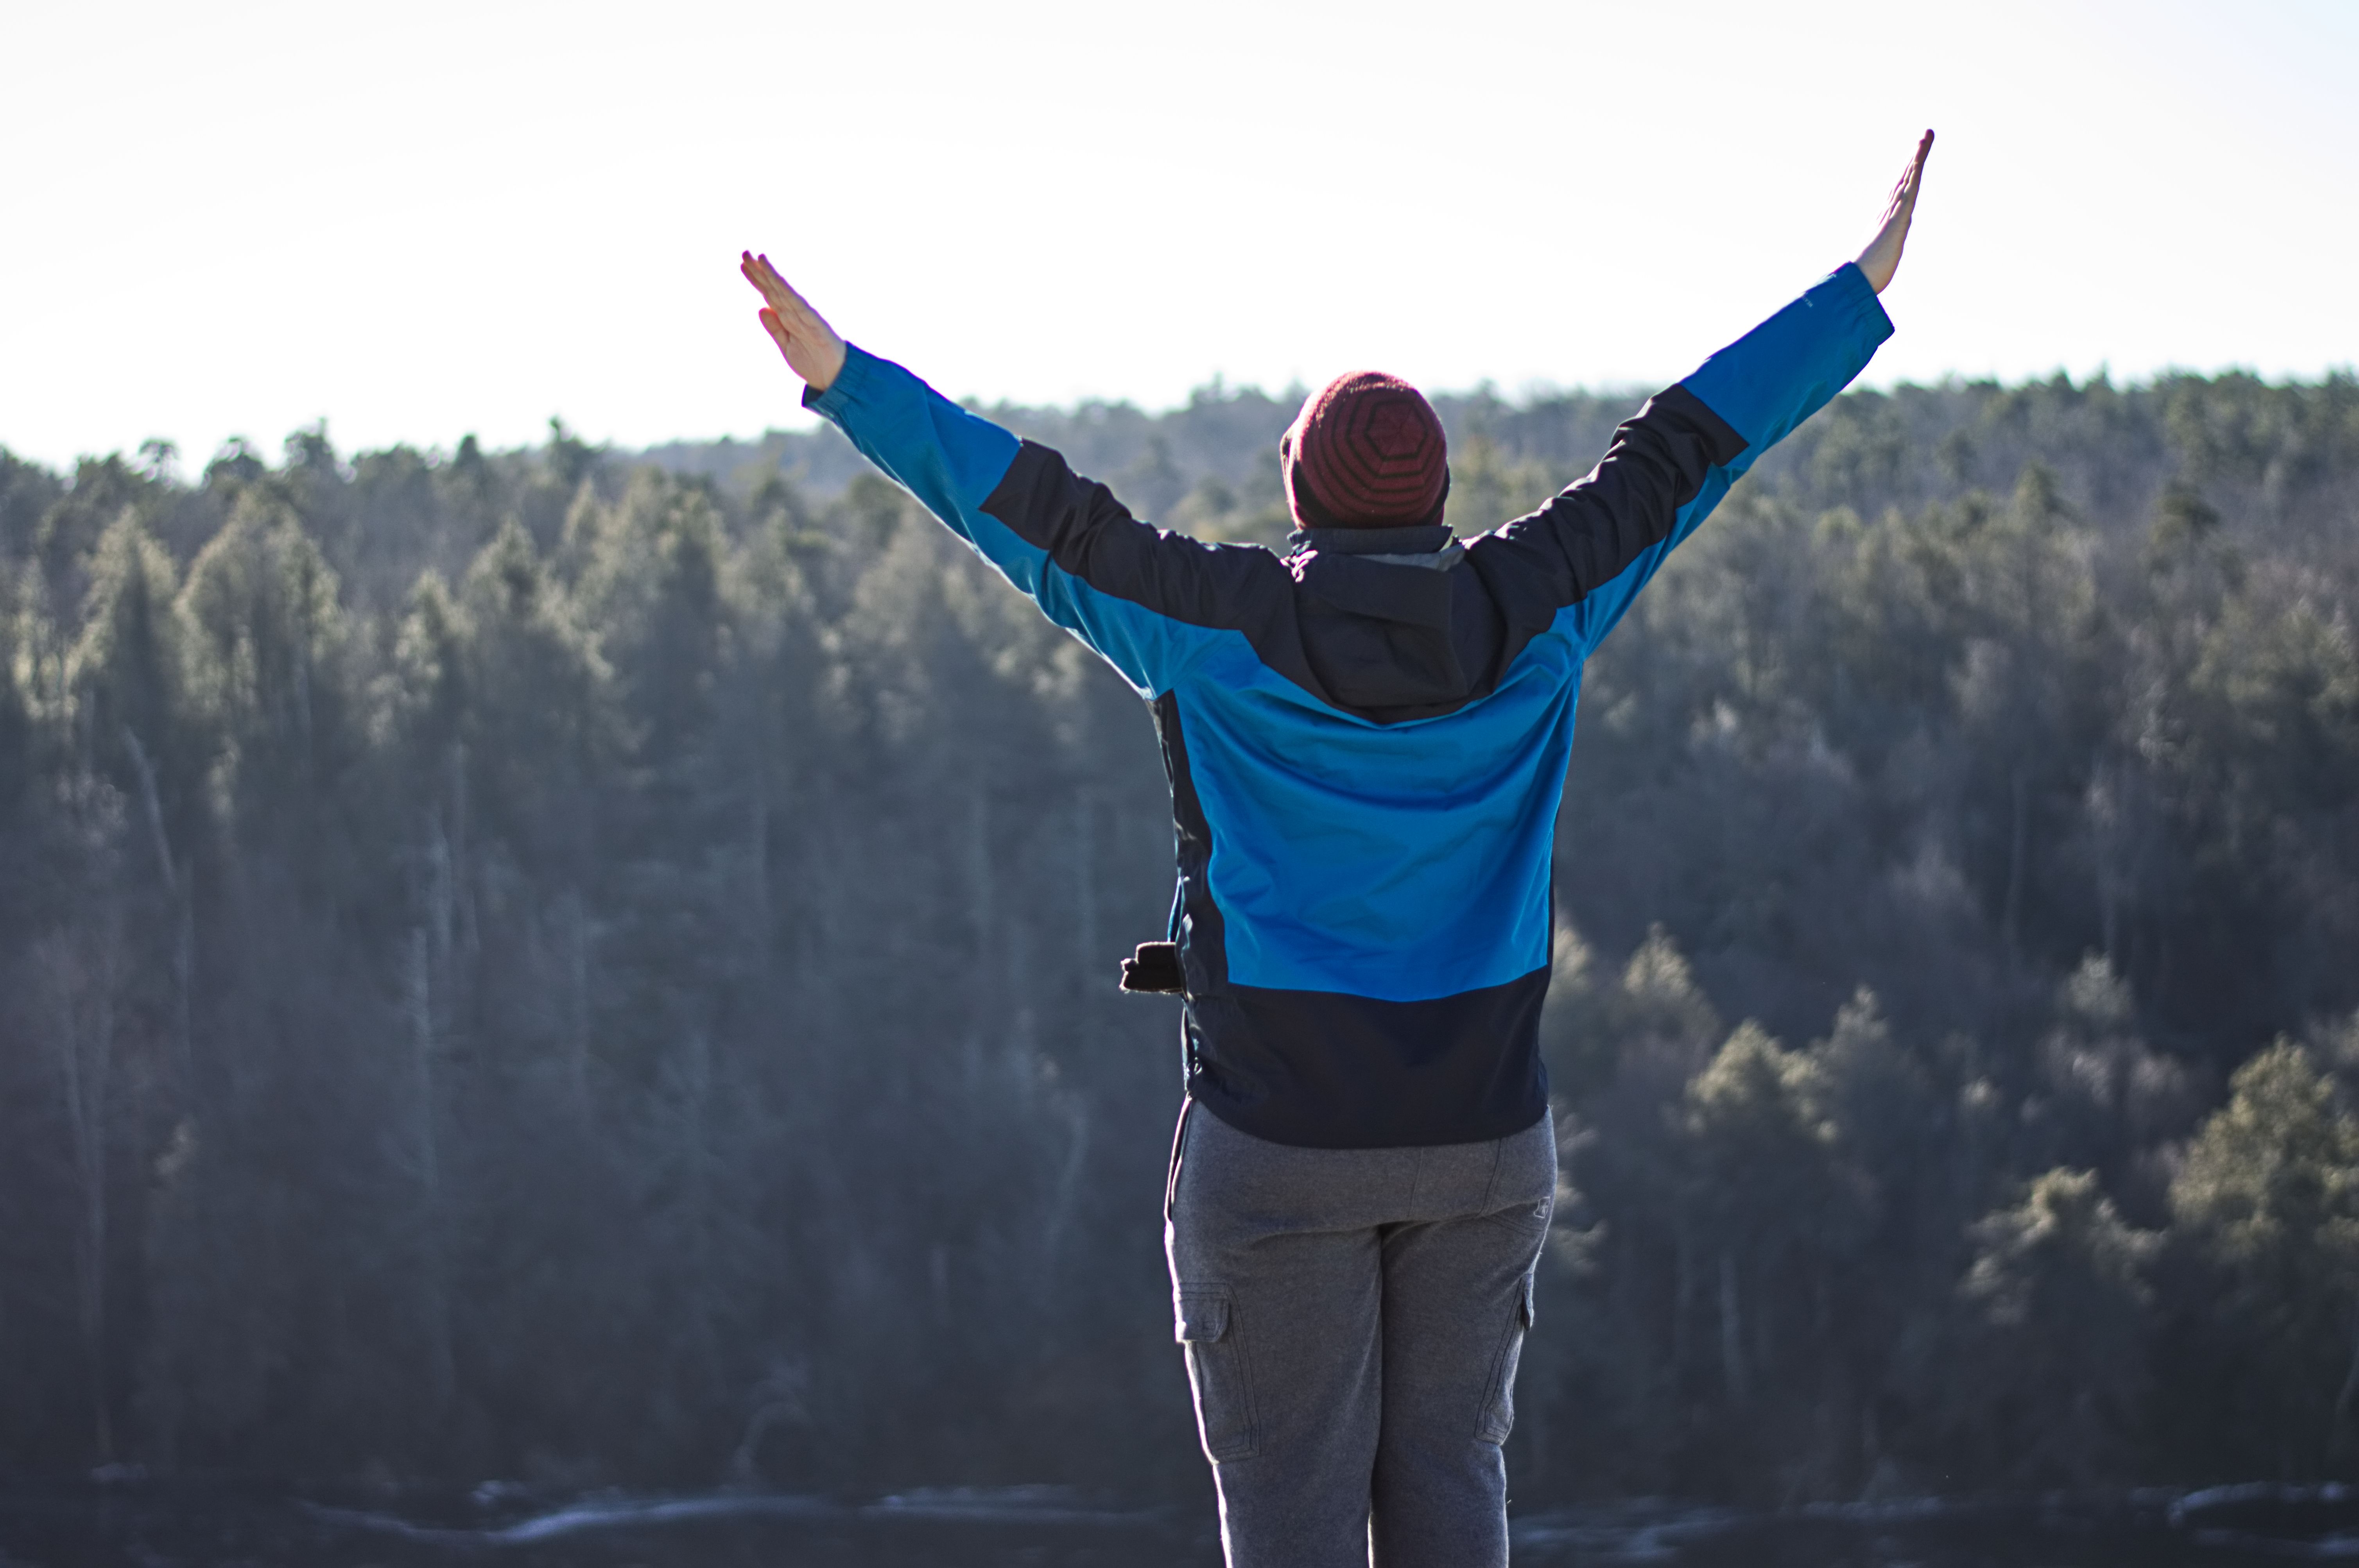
4, 0, 2355, 471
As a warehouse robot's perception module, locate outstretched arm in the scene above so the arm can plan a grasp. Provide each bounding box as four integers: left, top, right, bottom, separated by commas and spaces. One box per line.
737, 254, 1271, 698
1477, 132, 1933, 650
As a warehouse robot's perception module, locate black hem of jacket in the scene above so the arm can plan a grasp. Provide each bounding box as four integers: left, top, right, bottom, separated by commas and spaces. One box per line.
1180, 968, 1554, 1149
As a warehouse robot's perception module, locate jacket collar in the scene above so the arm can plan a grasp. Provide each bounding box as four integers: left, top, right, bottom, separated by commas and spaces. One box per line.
1286, 524, 1461, 569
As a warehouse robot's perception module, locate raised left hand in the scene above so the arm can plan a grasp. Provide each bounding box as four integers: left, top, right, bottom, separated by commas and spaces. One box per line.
740, 251, 848, 392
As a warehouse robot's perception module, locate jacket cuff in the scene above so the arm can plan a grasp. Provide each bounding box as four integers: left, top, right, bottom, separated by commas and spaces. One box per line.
1830, 260, 1898, 343
801, 343, 877, 422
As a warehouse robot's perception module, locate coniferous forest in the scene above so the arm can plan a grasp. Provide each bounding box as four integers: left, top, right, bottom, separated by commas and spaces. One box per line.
4, 368, 2359, 1508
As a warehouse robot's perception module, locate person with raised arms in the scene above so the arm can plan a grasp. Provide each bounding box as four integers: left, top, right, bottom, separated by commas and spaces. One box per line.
741, 128, 1931, 1568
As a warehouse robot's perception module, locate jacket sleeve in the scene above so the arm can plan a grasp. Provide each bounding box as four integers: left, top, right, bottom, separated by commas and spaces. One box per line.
803, 346, 1267, 697
1476, 262, 1894, 653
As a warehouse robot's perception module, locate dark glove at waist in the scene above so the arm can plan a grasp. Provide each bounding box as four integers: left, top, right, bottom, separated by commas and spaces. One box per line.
1120, 941, 1184, 995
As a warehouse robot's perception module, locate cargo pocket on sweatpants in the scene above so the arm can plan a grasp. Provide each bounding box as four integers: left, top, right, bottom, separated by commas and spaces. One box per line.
1477, 1275, 1536, 1445
1175, 1288, 1258, 1462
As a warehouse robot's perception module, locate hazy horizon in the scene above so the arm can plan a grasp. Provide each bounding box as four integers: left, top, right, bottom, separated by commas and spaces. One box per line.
30, 359, 2339, 483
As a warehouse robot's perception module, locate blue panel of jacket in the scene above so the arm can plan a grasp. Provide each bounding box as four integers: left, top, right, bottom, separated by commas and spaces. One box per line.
806, 263, 1895, 1148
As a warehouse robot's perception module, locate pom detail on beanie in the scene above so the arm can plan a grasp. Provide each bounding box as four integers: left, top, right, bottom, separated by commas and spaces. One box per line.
1282, 371, 1449, 529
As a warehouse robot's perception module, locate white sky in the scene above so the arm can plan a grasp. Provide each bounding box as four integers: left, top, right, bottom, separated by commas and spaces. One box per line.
4, 0, 2355, 471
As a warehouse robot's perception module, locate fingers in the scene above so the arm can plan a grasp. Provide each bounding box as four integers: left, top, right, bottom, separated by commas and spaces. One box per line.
745, 252, 817, 328
1902, 129, 1933, 199
757, 307, 796, 362
740, 250, 792, 313
1881, 130, 1932, 225
739, 251, 805, 324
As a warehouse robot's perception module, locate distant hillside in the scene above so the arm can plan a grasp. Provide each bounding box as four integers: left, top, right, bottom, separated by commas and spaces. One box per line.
633, 379, 1635, 542
634, 369, 2342, 558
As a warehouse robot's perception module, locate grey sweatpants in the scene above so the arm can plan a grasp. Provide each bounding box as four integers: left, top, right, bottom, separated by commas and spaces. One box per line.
1164, 1101, 1556, 1568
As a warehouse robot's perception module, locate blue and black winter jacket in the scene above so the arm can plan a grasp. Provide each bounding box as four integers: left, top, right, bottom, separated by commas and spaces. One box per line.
807, 263, 1893, 1149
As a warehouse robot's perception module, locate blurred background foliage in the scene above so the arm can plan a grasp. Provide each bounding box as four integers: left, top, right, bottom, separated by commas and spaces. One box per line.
4, 367, 2359, 1505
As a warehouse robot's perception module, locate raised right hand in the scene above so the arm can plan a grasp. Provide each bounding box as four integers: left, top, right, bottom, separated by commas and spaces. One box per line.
1855, 131, 1934, 295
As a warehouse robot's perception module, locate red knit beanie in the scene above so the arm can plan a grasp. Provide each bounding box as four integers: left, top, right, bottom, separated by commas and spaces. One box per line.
1281, 371, 1450, 529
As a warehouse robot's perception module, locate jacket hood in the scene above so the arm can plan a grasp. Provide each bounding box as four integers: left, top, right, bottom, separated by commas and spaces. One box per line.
1284, 525, 1502, 720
